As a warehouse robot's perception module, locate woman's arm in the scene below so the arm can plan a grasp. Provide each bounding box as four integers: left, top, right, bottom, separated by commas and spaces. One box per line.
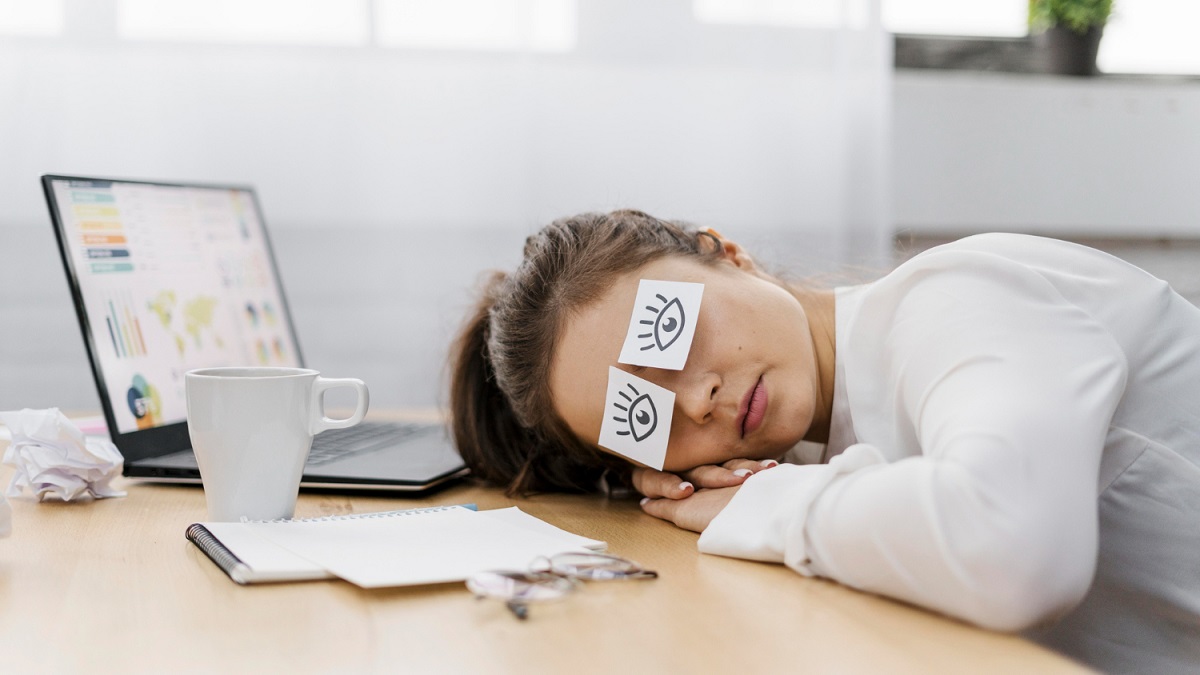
671, 253, 1129, 631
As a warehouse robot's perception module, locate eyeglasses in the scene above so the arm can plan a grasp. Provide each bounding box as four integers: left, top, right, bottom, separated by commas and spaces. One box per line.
466, 551, 658, 620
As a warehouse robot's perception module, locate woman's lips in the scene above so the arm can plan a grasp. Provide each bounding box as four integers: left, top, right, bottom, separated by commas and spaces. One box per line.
739, 376, 767, 438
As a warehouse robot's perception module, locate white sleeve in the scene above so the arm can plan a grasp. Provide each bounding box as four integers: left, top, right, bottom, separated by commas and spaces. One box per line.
699, 254, 1128, 631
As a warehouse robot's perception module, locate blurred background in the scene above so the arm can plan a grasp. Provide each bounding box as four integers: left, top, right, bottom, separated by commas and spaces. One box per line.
1, 0, 1198, 414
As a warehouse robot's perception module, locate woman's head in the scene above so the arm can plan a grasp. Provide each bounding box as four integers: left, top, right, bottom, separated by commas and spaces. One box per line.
450, 210, 824, 494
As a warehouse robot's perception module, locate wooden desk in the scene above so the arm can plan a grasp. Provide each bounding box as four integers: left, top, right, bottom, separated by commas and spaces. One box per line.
0, 438, 1088, 674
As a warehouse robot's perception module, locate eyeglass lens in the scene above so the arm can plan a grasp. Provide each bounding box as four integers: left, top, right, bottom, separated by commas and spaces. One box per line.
542, 552, 659, 580
468, 552, 659, 620
467, 571, 575, 603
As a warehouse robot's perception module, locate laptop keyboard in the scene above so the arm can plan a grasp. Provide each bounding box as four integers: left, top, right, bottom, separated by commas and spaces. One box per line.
305, 421, 428, 466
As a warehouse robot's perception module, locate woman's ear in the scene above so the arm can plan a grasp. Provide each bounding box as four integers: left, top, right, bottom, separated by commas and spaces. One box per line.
701, 228, 760, 273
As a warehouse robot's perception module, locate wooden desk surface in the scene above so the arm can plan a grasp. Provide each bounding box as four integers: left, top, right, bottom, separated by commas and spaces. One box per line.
0, 433, 1088, 674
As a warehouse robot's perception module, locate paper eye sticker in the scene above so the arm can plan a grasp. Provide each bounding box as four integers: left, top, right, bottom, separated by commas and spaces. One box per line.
613, 382, 658, 441
618, 280, 704, 371
598, 367, 674, 470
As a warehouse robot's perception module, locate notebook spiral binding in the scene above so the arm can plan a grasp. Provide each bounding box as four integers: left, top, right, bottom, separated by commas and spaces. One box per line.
186, 522, 255, 583
186, 522, 246, 575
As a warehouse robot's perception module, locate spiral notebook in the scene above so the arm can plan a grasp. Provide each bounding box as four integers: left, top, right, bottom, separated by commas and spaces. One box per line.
186, 505, 605, 588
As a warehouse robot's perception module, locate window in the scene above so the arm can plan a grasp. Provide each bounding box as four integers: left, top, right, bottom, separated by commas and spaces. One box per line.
373, 0, 575, 52
693, 0, 1026, 36
117, 0, 370, 46
883, 0, 1024, 37
114, 0, 576, 52
693, 0, 870, 30
698, 0, 1200, 76
0, 0, 63, 36
1099, 1, 1200, 75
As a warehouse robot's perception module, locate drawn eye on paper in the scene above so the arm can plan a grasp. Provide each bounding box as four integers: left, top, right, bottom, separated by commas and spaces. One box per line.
619, 280, 703, 371
611, 381, 658, 442
598, 367, 673, 470
637, 293, 686, 353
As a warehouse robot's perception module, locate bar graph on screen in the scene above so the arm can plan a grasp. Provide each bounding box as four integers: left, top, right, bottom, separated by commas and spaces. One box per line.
105, 292, 148, 359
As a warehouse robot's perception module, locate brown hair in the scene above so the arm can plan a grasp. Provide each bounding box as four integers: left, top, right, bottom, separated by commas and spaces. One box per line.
449, 209, 723, 495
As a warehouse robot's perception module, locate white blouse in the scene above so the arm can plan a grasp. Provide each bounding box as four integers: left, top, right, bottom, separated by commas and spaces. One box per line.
699, 234, 1200, 673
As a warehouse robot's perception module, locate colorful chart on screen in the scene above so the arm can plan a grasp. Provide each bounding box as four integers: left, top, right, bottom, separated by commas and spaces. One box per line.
50, 180, 301, 434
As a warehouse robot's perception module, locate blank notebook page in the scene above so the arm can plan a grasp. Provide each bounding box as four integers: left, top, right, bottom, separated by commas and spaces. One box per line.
247, 506, 595, 588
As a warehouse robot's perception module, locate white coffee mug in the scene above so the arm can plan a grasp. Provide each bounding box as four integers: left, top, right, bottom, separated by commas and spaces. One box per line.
185, 367, 369, 522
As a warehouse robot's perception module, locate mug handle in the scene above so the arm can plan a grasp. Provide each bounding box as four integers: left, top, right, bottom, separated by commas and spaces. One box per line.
310, 377, 370, 434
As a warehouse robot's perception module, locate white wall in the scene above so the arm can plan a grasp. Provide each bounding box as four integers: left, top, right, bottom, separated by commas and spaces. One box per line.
894, 70, 1200, 237
0, 1, 891, 412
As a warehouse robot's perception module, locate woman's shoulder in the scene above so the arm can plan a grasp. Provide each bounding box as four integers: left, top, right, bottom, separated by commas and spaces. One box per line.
902, 233, 1157, 279
840, 234, 1135, 436
863, 234, 1081, 309
903, 233, 1121, 272
841, 232, 1153, 356
876, 233, 1162, 303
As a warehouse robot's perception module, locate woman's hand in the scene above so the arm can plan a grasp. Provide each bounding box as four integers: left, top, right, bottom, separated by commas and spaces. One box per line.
640, 486, 741, 533
630, 458, 778, 500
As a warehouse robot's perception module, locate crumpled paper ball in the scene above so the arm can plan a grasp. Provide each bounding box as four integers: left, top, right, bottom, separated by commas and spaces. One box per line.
0, 408, 126, 502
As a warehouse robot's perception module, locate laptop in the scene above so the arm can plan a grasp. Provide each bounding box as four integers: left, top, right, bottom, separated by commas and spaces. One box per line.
41, 174, 469, 491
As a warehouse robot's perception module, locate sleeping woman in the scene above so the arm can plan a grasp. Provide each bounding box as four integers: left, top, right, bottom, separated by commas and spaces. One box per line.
449, 209, 1200, 673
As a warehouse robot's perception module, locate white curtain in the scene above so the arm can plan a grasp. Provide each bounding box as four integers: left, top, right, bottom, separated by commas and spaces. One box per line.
0, 0, 891, 409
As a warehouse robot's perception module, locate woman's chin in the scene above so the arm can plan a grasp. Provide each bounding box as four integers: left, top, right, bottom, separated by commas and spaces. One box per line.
758, 438, 800, 461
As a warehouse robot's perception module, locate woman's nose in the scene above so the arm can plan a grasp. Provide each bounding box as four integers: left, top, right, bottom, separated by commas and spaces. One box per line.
675, 371, 721, 425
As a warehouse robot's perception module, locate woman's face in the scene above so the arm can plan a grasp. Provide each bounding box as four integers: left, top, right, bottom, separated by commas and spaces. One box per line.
548, 253, 820, 473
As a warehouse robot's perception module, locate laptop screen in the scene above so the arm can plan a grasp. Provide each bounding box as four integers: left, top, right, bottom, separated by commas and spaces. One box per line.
45, 177, 301, 435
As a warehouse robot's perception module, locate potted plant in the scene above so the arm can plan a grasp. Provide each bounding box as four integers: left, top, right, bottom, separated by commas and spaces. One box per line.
1029, 0, 1114, 76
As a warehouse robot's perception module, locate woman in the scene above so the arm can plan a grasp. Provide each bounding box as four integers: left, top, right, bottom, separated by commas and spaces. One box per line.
451, 210, 1200, 673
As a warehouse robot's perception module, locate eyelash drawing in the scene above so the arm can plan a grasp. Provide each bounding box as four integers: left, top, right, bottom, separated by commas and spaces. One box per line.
611, 382, 658, 442
638, 293, 686, 352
